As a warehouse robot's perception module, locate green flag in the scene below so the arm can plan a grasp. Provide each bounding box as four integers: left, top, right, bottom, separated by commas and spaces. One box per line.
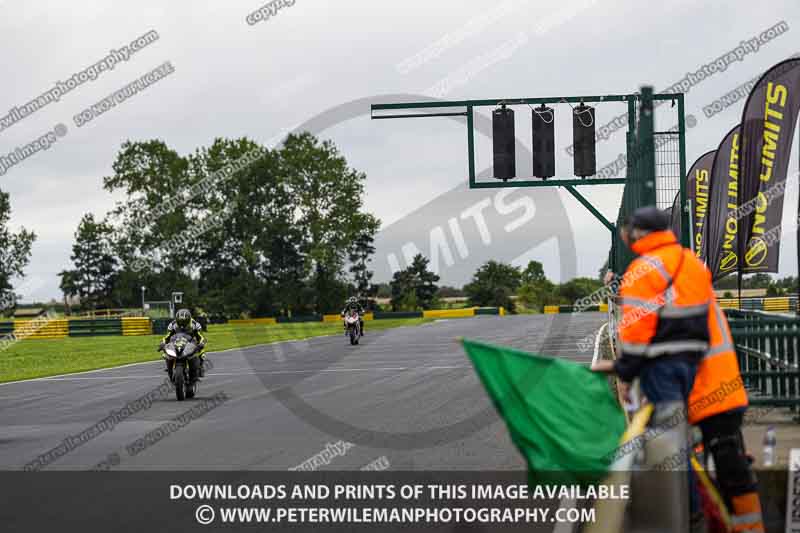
462, 338, 625, 484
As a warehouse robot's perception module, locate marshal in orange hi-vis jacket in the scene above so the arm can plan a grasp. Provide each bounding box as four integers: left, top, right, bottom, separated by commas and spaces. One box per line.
615, 229, 713, 384
688, 299, 748, 425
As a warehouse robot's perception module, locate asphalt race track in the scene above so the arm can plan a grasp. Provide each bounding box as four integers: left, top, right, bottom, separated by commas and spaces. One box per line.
0, 313, 607, 472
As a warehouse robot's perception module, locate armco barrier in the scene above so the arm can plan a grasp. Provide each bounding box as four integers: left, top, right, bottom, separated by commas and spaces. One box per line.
423, 308, 476, 319
228, 318, 278, 326
322, 313, 375, 322
122, 317, 152, 336
372, 311, 423, 319
68, 319, 123, 337
544, 305, 604, 314
474, 307, 506, 316
14, 318, 69, 340
0, 307, 507, 342
719, 296, 797, 312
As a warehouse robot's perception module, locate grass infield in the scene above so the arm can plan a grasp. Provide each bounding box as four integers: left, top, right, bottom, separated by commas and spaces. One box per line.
0, 317, 433, 384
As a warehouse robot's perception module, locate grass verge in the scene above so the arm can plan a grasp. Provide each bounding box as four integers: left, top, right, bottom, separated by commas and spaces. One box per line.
0, 317, 433, 384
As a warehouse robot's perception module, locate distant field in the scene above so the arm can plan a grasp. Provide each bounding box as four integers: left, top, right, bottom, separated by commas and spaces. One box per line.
0, 317, 433, 384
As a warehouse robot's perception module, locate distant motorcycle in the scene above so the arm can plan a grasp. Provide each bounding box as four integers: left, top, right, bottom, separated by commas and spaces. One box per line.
160, 332, 201, 401
344, 309, 361, 346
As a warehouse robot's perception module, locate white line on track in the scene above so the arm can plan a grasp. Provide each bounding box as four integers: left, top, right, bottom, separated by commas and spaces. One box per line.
591, 322, 609, 367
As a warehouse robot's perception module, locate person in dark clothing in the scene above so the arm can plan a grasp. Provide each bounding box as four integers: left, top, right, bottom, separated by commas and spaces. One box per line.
159, 308, 207, 377
340, 296, 365, 335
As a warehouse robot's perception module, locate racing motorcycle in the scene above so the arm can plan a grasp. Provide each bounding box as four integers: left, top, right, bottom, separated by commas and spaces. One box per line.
160, 331, 201, 401
344, 309, 361, 346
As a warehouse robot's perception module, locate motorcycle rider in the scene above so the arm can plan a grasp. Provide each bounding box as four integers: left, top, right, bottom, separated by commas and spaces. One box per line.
340, 296, 365, 335
159, 308, 207, 378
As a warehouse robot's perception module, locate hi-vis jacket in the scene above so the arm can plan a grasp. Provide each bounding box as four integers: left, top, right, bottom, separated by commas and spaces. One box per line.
614, 230, 712, 382
688, 298, 748, 424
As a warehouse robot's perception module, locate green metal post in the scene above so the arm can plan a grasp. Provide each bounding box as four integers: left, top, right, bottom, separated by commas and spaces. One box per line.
563, 185, 615, 232
638, 87, 657, 207
467, 105, 475, 189
677, 94, 690, 248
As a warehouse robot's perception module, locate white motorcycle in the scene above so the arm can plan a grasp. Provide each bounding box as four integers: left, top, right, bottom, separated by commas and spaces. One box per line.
343, 309, 361, 345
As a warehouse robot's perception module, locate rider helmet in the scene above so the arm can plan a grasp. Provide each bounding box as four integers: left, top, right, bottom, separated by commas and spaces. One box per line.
175, 308, 192, 329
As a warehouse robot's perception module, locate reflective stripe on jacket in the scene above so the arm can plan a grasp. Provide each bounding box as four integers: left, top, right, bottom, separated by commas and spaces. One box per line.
615, 230, 712, 381
688, 298, 748, 424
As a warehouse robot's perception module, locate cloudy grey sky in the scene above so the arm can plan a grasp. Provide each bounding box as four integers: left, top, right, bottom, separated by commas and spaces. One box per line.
1, 0, 799, 302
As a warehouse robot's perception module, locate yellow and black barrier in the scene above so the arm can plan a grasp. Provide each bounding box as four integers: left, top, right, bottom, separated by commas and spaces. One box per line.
228, 317, 278, 326
0, 306, 508, 341
718, 296, 795, 312
544, 303, 609, 314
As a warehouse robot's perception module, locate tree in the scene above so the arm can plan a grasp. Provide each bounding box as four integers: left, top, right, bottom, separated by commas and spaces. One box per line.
99, 133, 380, 317
517, 279, 558, 312
374, 282, 391, 299
766, 285, 779, 297
517, 261, 557, 312
64, 214, 118, 310
348, 214, 380, 298
464, 260, 522, 312
389, 254, 440, 311
557, 277, 603, 304
436, 286, 466, 298
58, 269, 79, 314
280, 133, 379, 313
103, 139, 191, 272
521, 260, 546, 285
0, 189, 35, 315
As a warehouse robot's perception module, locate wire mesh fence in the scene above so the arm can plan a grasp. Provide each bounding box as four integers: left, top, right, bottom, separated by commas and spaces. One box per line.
654, 131, 681, 210
610, 91, 685, 275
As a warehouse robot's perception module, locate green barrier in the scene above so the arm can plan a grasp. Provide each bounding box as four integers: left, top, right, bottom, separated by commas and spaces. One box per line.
152, 318, 171, 335
727, 309, 800, 408
68, 319, 123, 338
372, 311, 424, 319
0, 322, 14, 334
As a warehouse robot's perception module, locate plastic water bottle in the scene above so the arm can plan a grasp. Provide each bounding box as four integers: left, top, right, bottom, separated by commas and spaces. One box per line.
763, 426, 777, 467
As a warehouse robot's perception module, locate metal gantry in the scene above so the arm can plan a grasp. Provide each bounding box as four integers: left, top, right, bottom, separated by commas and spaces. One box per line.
371, 88, 688, 273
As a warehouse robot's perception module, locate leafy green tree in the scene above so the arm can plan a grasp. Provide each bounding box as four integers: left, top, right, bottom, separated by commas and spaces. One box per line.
464, 260, 521, 312
280, 133, 379, 312
64, 213, 118, 310
99, 133, 380, 317
0, 189, 35, 314
521, 260, 546, 285
103, 139, 191, 271
517, 260, 558, 312
557, 277, 603, 305
58, 269, 79, 314
348, 214, 380, 297
390, 254, 440, 311
436, 286, 466, 298
374, 282, 391, 299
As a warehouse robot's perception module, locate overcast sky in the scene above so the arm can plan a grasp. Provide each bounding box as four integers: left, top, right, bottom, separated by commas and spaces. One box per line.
1, 0, 799, 302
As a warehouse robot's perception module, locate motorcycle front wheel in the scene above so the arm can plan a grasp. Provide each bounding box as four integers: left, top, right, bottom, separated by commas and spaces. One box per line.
174, 363, 186, 401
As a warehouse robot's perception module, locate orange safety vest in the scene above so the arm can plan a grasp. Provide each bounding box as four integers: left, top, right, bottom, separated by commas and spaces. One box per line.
688, 297, 748, 425
617, 230, 713, 367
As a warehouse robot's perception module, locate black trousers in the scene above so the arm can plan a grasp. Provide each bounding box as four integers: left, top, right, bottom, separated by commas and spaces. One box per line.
698, 409, 756, 506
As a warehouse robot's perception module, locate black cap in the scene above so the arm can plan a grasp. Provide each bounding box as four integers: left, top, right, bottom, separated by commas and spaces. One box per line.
625, 206, 671, 232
